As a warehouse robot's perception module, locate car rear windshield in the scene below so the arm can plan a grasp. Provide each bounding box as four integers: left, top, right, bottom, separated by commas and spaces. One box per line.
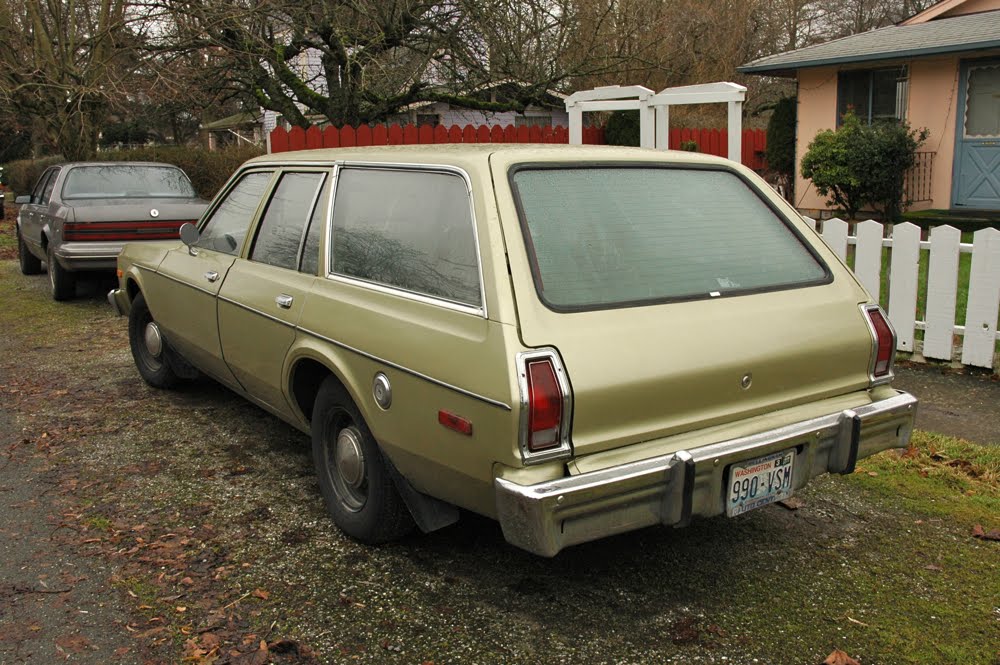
62, 165, 196, 199
510, 166, 829, 310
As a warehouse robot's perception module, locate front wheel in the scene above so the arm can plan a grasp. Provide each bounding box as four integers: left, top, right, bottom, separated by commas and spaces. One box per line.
128, 293, 181, 389
17, 230, 42, 275
47, 245, 76, 301
311, 379, 413, 544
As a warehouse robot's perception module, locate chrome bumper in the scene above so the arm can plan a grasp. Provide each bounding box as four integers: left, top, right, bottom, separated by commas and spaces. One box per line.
54, 241, 124, 271
107, 288, 126, 316
495, 391, 917, 557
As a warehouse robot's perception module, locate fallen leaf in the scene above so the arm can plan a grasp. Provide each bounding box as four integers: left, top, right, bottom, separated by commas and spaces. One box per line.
924, 564, 942, 571
867, 471, 878, 477
972, 524, 1000, 541
823, 649, 861, 665
778, 497, 805, 510
252, 588, 270, 600
180, 577, 195, 586
175, 606, 187, 613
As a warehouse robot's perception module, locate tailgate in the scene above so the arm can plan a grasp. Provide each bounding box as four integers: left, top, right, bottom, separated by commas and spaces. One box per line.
489, 151, 875, 458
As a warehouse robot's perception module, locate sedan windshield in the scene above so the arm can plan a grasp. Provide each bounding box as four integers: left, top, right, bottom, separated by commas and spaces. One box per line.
510, 166, 829, 311
62, 165, 197, 199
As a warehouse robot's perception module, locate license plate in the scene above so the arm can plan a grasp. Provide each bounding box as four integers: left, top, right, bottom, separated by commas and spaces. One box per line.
726, 449, 795, 517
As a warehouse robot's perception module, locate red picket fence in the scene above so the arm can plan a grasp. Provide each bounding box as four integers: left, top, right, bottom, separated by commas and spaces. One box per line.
268, 123, 767, 170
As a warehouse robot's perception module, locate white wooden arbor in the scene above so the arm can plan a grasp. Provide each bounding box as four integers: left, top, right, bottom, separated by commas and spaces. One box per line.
565, 82, 748, 161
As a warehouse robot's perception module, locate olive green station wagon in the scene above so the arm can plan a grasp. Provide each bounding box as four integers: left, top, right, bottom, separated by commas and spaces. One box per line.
109, 145, 917, 557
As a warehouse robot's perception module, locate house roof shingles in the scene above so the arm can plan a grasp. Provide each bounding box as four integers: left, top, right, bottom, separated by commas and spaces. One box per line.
738, 10, 1000, 75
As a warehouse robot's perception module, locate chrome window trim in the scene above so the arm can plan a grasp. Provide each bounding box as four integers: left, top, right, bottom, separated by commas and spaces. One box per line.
297, 327, 511, 411
326, 161, 488, 318
861, 303, 896, 386
322, 273, 486, 316
516, 348, 573, 465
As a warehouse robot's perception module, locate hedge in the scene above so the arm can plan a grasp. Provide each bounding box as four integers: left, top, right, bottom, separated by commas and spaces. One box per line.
2, 144, 264, 200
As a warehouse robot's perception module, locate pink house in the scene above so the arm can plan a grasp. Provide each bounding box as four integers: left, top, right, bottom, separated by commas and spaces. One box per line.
740, 0, 1000, 216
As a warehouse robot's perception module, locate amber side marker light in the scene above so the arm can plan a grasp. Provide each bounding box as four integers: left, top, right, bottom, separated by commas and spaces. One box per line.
116, 268, 123, 278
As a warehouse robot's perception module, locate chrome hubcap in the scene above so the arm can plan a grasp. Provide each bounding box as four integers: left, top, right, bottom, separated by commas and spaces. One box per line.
143, 321, 163, 358
335, 428, 366, 489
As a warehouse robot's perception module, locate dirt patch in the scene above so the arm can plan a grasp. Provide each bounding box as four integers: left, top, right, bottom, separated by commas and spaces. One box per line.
1, 259, 998, 665
892, 362, 1000, 446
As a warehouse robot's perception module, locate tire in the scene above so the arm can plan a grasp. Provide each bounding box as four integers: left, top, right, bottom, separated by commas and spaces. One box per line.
47, 244, 76, 301
128, 293, 181, 389
17, 229, 42, 275
311, 378, 414, 544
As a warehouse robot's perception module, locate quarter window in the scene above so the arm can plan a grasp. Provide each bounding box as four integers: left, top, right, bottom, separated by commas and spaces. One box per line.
331, 168, 481, 308
251, 172, 326, 270
197, 171, 272, 255
40, 168, 60, 204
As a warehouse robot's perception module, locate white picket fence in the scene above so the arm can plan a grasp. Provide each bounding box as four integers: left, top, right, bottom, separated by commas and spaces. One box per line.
804, 218, 1000, 372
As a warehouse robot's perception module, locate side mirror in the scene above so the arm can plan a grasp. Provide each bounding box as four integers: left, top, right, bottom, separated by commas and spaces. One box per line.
179, 223, 200, 255
15, 195, 31, 204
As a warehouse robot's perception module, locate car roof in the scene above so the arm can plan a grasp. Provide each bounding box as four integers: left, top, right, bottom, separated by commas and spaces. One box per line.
245, 144, 735, 169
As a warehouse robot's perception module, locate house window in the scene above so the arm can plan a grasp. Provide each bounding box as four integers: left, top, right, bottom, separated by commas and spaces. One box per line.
416, 114, 440, 127
515, 115, 552, 128
837, 66, 908, 124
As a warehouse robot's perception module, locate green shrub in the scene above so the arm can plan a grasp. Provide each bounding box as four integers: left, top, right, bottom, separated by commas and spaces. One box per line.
4, 155, 65, 197
604, 110, 640, 147
801, 112, 928, 221
765, 96, 796, 200
679, 140, 699, 152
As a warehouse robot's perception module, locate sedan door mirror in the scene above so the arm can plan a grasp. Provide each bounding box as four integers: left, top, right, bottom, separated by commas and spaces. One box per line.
15, 195, 31, 204
179, 222, 200, 255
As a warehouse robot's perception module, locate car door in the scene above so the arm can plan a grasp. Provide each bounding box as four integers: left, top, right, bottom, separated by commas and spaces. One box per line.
19, 168, 58, 255
142, 169, 274, 390
218, 169, 330, 415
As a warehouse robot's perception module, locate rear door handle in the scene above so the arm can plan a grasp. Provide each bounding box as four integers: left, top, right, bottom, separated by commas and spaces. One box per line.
275, 294, 293, 309
204, 271, 219, 282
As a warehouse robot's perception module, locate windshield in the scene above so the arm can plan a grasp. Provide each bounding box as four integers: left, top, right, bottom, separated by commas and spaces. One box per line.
510, 166, 828, 311
62, 165, 196, 199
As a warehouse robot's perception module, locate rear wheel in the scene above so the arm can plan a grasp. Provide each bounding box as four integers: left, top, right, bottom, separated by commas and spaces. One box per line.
17, 230, 42, 275
311, 378, 413, 544
128, 293, 181, 389
47, 245, 76, 301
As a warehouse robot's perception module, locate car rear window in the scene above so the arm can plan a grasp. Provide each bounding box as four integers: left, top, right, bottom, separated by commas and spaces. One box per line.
62, 165, 196, 199
510, 166, 828, 310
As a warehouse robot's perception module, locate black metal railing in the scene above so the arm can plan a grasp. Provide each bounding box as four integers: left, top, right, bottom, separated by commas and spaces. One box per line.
904, 151, 935, 204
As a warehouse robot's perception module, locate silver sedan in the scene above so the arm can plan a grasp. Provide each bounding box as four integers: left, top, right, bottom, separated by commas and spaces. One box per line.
16, 162, 208, 300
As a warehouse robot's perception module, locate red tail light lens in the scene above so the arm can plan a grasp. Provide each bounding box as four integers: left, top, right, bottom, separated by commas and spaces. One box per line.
526, 359, 562, 452
865, 305, 895, 379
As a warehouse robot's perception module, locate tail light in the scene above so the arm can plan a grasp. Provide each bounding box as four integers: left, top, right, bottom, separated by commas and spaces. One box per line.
63, 221, 192, 242
517, 349, 572, 464
862, 305, 896, 384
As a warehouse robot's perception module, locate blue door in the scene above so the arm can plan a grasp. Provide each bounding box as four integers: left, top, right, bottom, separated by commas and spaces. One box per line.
953, 60, 1000, 209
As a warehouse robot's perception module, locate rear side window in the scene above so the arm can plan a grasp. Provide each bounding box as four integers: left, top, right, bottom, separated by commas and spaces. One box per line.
251, 171, 326, 270
510, 167, 828, 310
331, 168, 481, 308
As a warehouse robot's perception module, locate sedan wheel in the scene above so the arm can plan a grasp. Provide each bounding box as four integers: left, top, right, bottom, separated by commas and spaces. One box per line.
46, 245, 76, 301
17, 231, 42, 275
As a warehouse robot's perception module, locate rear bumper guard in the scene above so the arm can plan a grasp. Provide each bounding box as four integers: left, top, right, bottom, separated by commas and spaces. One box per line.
495, 391, 917, 557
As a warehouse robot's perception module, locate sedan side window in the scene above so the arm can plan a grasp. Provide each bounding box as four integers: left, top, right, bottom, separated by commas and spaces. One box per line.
250, 172, 326, 271
197, 171, 272, 255
31, 170, 53, 204
40, 168, 60, 204
331, 169, 481, 308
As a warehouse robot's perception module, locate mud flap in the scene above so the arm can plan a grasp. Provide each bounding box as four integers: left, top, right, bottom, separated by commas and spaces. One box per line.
384, 458, 459, 533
